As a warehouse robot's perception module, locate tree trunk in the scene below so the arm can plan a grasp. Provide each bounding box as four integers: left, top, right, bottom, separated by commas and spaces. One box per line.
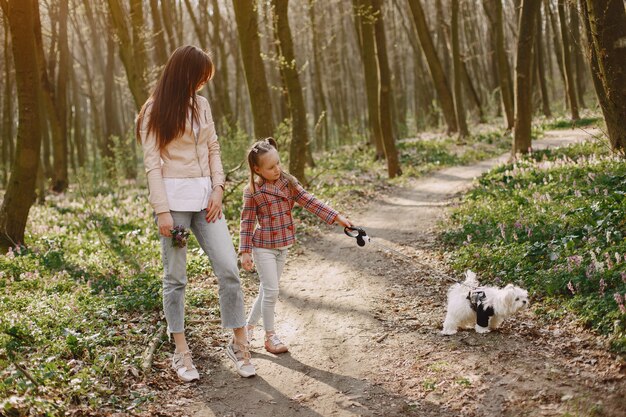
407, 0, 458, 134
0, 0, 42, 251
352, 0, 385, 159
451, 0, 469, 139
271, 0, 310, 181
209, 0, 235, 127
513, 0, 540, 155
160, 0, 176, 51
52, 0, 69, 192
557, 0, 580, 121
580, 0, 626, 152
545, 0, 567, 93
308, 0, 329, 150
232, 0, 274, 139
372, 0, 401, 177
2, 15, 14, 186
149, 0, 168, 65
33, 0, 62, 185
569, 1, 586, 108
483, 0, 515, 130
535, 5, 552, 117
107, 0, 149, 111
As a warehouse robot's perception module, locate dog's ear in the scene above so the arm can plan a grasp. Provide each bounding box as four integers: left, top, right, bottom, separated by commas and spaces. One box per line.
465, 270, 476, 280
504, 287, 516, 304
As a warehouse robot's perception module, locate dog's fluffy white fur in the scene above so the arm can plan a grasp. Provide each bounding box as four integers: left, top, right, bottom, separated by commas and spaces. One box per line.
441, 270, 529, 335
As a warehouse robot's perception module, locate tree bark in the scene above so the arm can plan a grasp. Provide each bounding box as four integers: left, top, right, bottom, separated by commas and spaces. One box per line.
513, 0, 540, 155
353, 0, 385, 159
451, 0, 469, 139
557, 0, 580, 120
568, 1, 586, 108
535, 5, 552, 117
107, 0, 149, 111
483, 0, 515, 130
407, 0, 458, 134
149, 0, 168, 65
52, 0, 69, 192
271, 0, 310, 181
580, 0, 626, 152
0, 0, 42, 251
372, 0, 401, 177
308, 0, 329, 150
1, 14, 14, 186
232, 0, 274, 139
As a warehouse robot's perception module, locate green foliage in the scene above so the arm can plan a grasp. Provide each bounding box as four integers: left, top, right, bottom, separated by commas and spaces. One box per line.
0, 124, 567, 412
544, 116, 602, 130
443, 139, 626, 353
0, 185, 217, 414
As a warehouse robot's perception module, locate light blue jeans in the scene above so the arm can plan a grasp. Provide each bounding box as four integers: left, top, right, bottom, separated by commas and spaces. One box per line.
160, 210, 246, 333
247, 247, 289, 332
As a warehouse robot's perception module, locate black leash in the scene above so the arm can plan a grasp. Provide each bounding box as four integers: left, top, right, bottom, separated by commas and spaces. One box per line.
344, 226, 479, 290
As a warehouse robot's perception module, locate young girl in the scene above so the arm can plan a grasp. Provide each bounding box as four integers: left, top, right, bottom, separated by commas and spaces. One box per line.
239, 138, 351, 353
137, 45, 254, 381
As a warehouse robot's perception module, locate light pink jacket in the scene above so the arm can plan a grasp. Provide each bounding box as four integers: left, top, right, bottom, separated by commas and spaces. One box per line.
139, 95, 225, 214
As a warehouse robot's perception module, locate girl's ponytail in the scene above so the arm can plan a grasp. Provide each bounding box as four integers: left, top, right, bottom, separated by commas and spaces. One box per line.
246, 137, 299, 193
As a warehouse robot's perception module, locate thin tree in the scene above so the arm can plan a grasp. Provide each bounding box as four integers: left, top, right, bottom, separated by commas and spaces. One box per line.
535, 4, 552, 117
568, 1, 586, 108
271, 0, 310, 181
372, 0, 401, 177
513, 0, 541, 155
451, 0, 469, 139
406, 0, 458, 134
483, 0, 515, 129
232, 0, 274, 139
52, 0, 69, 192
0, 0, 42, 251
107, 0, 149, 110
353, 0, 385, 160
308, 0, 329, 150
557, 0, 580, 121
580, 0, 626, 152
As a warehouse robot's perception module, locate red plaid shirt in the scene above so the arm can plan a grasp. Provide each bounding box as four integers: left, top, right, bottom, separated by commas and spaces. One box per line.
239, 175, 338, 253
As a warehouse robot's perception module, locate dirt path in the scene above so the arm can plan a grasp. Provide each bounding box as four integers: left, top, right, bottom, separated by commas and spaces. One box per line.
156, 128, 624, 417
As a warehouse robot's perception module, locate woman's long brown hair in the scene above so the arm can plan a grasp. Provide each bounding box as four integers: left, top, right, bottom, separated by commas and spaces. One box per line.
136, 45, 214, 149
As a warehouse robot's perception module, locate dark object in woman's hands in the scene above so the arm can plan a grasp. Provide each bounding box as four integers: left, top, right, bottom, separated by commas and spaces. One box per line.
171, 225, 190, 248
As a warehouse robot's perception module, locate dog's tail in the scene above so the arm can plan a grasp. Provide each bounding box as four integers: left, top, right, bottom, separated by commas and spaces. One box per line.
463, 269, 479, 286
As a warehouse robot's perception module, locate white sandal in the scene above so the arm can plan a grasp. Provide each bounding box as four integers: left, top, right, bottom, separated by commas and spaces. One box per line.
171, 350, 199, 382
226, 341, 256, 378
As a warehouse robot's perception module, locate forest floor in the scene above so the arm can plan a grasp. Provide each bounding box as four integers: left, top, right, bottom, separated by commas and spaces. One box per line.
143, 128, 625, 417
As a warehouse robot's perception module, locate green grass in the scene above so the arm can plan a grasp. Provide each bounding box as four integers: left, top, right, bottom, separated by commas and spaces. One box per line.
442, 139, 626, 354
543, 116, 602, 130
0, 122, 593, 414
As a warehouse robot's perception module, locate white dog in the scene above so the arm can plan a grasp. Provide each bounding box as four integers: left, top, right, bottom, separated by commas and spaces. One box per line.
441, 270, 529, 335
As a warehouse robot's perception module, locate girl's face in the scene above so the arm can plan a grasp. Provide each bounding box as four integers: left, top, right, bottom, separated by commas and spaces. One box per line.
254, 148, 282, 182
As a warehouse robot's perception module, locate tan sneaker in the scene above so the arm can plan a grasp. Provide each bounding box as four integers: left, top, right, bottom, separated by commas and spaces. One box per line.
171, 350, 199, 382
264, 333, 288, 354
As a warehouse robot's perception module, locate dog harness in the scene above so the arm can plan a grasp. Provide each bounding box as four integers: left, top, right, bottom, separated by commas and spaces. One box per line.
467, 290, 494, 328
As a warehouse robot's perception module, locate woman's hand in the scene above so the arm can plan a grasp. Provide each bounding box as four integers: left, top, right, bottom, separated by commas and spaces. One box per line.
335, 214, 352, 228
241, 253, 254, 271
205, 186, 224, 223
157, 212, 174, 237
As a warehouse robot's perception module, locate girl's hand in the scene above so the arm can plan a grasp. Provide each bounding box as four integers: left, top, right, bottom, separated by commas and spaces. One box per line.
241, 253, 254, 271
335, 214, 352, 228
205, 186, 224, 223
157, 212, 174, 237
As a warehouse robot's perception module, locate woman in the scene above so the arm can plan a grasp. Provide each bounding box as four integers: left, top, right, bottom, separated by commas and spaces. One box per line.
136, 45, 254, 381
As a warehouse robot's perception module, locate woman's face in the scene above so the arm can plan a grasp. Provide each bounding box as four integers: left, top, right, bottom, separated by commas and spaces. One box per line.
254, 148, 282, 182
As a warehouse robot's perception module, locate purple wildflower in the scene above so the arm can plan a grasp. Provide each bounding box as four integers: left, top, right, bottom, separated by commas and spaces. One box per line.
599, 278, 606, 296
614, 293, 626, 314
567, 281, 576, 295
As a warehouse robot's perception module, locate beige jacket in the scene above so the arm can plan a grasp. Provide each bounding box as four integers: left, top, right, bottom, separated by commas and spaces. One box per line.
139, 95, 225, 214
